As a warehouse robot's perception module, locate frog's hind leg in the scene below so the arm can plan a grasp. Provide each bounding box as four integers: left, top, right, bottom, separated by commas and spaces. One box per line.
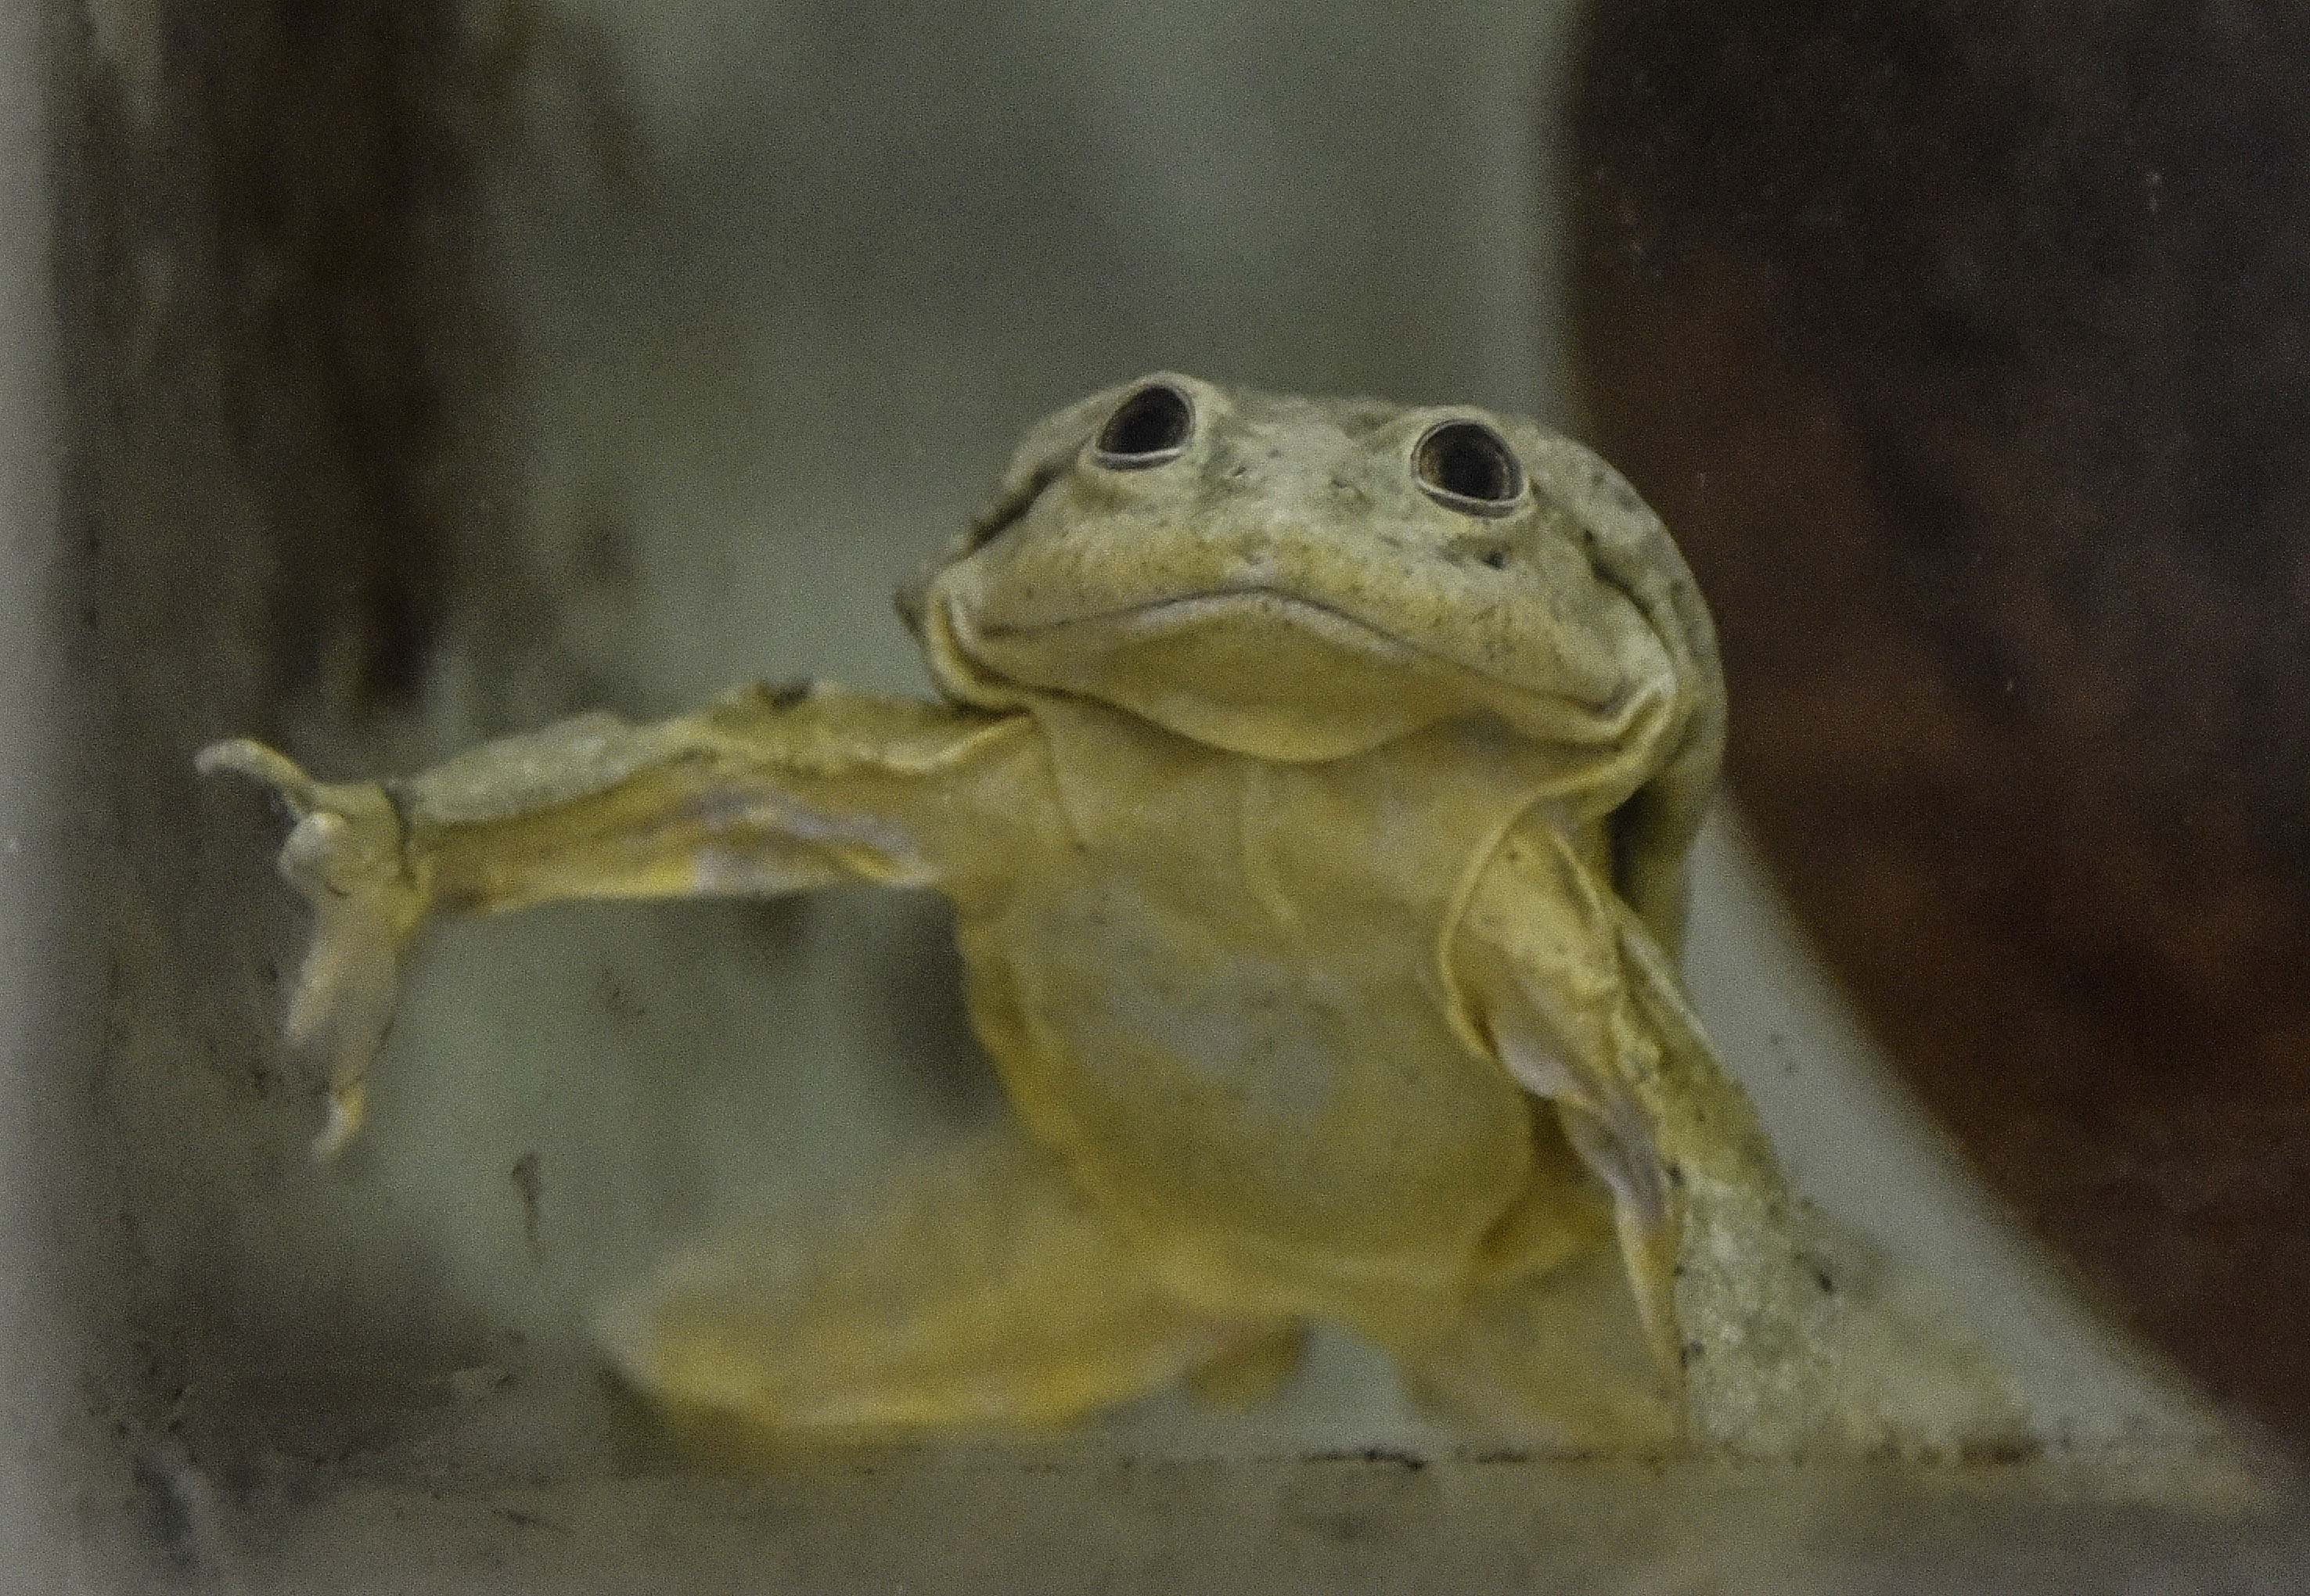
1400, 1243, 1683, 1454
599, 1129, 1284, 1445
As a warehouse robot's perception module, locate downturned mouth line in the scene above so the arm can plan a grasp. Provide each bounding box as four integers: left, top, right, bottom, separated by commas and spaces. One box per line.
962, 591, 1635, 727
975, 588, 1400, 643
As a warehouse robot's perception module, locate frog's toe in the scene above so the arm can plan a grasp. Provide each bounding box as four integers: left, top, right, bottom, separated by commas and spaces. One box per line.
1608, 1198, 1682, 1377
196, 738, 325, 815
310, 1081, 369, 1160
281, 899, 406, 1157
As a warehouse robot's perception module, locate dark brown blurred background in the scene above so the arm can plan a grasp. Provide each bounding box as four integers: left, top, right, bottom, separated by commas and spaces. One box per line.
1569, 1, 2310, 1443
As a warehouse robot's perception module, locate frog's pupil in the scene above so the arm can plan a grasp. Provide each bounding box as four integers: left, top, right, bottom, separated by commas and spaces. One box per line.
1096, 384, 1194, 466
1414, 420, 1525, 515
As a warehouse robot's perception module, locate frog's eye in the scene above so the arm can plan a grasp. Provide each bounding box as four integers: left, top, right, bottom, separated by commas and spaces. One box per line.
1093, 383, 1196, 469
1412, 419, 1526, 516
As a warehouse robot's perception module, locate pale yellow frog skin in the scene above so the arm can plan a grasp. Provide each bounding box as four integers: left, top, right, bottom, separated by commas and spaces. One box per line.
200, 376, 2011, 1454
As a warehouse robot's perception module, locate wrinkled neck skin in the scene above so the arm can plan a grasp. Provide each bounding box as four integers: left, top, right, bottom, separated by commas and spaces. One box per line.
913, 582, 1681, 840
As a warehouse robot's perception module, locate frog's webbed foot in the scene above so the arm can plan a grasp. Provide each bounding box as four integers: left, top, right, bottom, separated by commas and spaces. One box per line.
198, 739, 435, 1156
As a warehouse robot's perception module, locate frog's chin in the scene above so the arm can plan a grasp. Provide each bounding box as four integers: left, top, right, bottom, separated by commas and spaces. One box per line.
954, 591, 1508, 761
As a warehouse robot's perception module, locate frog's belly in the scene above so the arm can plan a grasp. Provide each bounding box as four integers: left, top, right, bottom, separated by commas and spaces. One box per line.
960, 888, 1540, 1317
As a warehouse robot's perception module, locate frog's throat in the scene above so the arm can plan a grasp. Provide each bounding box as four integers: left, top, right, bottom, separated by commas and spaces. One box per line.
922, 588, 1676, 767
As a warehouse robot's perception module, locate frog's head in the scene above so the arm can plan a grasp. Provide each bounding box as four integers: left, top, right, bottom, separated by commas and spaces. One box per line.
906, 371, 1718, 791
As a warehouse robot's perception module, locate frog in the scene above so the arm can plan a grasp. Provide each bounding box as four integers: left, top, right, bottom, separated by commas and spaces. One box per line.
200, 375, 2017, 1454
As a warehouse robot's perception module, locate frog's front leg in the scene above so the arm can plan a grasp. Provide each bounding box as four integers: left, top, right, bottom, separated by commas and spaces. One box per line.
200, 683, 1042, 1153
1447, 816, 1784, 1404
1450, 820, 2024, 1454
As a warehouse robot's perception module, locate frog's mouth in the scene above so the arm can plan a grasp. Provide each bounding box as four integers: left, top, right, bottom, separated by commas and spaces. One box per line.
951, 588, 1627, 763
